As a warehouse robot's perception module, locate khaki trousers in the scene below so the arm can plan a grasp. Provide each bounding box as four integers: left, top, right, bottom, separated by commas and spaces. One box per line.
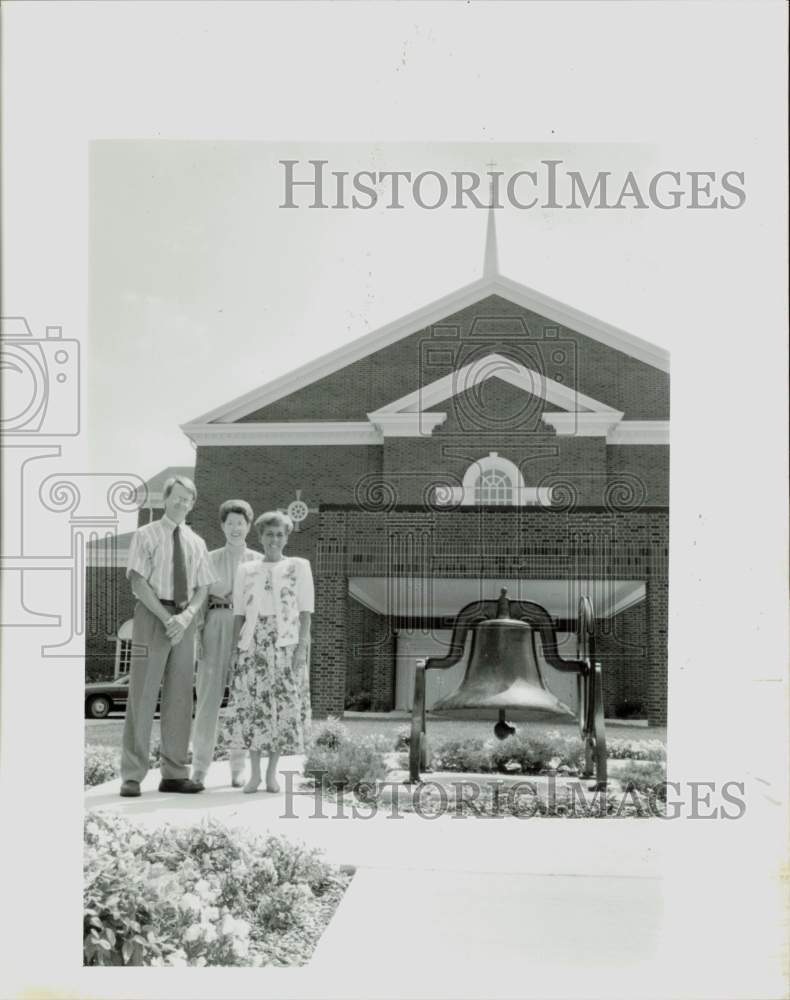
192, 607, 246, 779
121, 601, 196, 783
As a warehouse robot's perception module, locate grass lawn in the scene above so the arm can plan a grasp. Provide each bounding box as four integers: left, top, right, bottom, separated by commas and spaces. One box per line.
86, 714, 666, 752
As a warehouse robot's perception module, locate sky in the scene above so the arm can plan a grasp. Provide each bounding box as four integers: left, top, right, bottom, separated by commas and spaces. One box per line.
88, 139, 743, 486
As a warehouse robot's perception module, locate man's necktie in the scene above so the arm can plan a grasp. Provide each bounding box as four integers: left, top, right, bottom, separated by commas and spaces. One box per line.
172, 525, 188, 608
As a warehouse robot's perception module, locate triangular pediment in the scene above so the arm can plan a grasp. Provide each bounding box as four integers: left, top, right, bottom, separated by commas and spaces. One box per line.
368, 352, 620, 419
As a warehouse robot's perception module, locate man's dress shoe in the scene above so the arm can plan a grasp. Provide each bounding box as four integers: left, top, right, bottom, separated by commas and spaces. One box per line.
120, 780, 141, 797
158, 778, 204, 794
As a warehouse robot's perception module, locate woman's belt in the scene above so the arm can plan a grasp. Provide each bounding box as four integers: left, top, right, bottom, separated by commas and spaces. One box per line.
208, 599, 233, 611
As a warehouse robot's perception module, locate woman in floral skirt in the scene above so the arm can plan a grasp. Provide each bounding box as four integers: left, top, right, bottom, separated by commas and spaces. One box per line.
222, 511, 314, 793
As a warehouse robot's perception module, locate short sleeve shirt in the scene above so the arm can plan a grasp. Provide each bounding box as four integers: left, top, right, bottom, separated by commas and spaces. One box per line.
126, 515, 216, 602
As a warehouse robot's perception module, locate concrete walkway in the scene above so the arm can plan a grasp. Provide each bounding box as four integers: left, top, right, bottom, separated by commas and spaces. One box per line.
83, 759, 783, 999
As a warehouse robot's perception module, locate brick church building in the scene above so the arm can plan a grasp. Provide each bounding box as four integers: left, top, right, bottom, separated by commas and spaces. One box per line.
86, 216, 669, 725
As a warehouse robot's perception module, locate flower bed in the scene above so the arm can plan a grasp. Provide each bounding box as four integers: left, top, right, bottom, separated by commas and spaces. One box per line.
393, 727, 666, 771
84, 813, 351, 967
388, 779, 666, 818
84, 744, 161, 787
303, 721, 667, 817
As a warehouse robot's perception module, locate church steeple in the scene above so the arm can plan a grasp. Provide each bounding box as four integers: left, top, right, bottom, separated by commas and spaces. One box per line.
482, 164, 500, 279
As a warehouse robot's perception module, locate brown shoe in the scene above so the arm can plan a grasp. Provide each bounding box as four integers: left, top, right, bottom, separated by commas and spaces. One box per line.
120, 780, 141, 798
158, 778, 204, 794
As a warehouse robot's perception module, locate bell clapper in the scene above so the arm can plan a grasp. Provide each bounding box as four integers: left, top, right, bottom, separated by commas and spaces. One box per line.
494, 709, 516, 741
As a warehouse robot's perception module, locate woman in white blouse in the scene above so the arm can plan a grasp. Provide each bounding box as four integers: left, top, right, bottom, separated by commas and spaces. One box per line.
191, 499, 260, 790
221, 510, 314, 793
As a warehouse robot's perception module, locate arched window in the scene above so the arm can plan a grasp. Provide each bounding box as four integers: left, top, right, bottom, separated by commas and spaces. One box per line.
114, 619, 134, 678
475, 466, 514, 505
434, 452, 553, 507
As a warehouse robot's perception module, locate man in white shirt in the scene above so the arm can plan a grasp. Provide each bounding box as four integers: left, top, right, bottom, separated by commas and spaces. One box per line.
120, 475, 216, 797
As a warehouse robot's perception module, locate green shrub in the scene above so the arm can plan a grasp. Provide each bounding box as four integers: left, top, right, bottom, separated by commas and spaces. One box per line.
310, 716, 349, 752
424, 730, 584, 776
489, 730, 584, 775
429, 737, 495, 773
84, 813, 351, 967
85, 746, 120, 787
611, 699, 645, 719
344, 691, 390, 712
344, 690, 373, 711
303, 737, 388, 792
85, 662, 115, 684
607, 738, 666, 762
84, 743, 183, 787
613, 760, 667, 797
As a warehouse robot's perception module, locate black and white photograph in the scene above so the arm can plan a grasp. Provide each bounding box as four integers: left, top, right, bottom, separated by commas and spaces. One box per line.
1, 4, 787, 999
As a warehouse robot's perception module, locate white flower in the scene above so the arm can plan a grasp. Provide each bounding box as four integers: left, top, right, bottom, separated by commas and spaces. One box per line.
179, 893, 201, 913
194, 879, 213, 900
203, 925, 217, 944
183, 924, 201, 943
128, 833, 145, 850
220, 914, 236, 937
232, 938, 250, 959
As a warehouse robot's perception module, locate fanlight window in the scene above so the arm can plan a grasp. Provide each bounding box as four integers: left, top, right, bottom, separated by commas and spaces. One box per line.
474, 467, 514, 505
434, 452, 553, 507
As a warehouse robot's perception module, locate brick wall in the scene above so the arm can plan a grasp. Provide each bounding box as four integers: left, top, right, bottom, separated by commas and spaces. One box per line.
241, 295, 669, 422
595, 600, 649, 716
607, 445, 669, 507
85, 563, 136, 681
191, 444, 382, 552
345, 598, 395, 708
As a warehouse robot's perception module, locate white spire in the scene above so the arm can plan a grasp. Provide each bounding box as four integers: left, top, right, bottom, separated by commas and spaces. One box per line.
482, 163, 500, 279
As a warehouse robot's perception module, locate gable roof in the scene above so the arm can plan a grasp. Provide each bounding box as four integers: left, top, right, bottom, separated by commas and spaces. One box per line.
183, 274, 669, 431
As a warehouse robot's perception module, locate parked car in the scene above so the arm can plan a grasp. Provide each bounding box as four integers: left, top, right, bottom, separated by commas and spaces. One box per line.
85, 675, 230, 720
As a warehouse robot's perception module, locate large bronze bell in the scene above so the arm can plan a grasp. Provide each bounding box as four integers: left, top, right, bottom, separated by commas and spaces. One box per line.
431, 588, 575, 729
409, 589, 608, 789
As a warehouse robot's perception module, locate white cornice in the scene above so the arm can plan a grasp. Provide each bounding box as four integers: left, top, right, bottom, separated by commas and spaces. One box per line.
183, 422, 383, 446
606, 421, 670, 445
182, 416, 670, 447
367, 412, 447, 437
185, 276, 669, 427
542, 411, 624, 437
